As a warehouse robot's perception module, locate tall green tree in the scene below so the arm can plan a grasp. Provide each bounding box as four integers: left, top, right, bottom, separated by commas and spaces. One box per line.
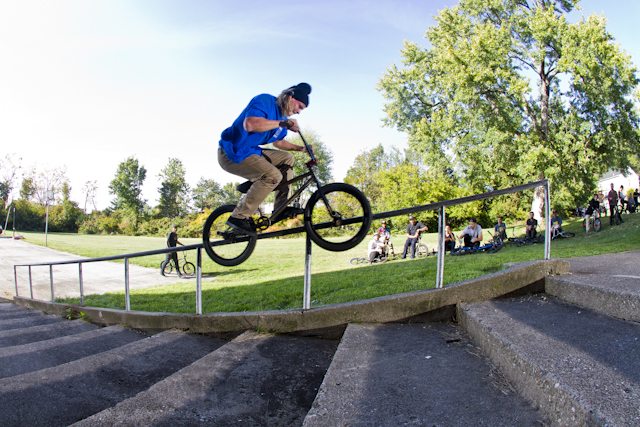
109, 157, 147, 216
157, 158, 190, 217
286, 131, 334, 186
192, 178, 222, 211
379, 0, 640, 214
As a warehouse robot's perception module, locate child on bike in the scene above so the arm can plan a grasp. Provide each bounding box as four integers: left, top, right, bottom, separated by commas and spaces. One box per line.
550, 210, 563, 237
218, 83, 312, 235
584, 194, 600, 233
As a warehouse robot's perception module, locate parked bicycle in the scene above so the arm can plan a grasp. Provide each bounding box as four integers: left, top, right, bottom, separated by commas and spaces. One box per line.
450, 233, 503, 255
160, 252, 195, 277
203, 131, 372, 266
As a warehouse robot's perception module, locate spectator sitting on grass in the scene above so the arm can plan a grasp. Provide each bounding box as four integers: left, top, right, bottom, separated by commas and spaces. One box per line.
444, 224, 456, 252
458, 218, 483, 248
368, 233, 385, 263
494, 216, 507, 240
550, 209, 563, 237
525, 212, 538, 240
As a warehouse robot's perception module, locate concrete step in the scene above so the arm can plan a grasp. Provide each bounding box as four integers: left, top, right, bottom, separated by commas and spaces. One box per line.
0, 310, 44, 321
0, 319, 98, 347
547, 274, 640, 322
459, 295, 640, 426
0, 325, 146, 378
304, 323, 543, 426
0, 313, 62, 331
74, 331, 338, 426
0, 329, 226, 427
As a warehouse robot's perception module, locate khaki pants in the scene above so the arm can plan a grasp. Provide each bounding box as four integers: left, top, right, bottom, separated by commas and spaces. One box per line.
218, 148, 294, 219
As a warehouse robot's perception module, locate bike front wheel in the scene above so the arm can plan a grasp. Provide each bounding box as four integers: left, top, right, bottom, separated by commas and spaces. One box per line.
593, 219, 602, 232
304, 183, 372, 252
416, 243, 429, 257
202, 204, 257, 267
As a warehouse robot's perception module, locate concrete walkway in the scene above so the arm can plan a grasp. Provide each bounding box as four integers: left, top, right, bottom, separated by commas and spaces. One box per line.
0, 238, 183, 300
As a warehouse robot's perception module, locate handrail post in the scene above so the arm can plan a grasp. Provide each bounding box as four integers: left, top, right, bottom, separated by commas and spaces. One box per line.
124, 258, 131, 311
78, 263, 84, 305
196, 247, 202, 315
303, 235, 312, 310
14, 265, 18, 297
49, 265, 54, 302
544, 180, 551, 260
436, 206, 446, 289
28, 266, 33, 299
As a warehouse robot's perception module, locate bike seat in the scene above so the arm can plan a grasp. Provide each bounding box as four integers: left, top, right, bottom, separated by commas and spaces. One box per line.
236, 181, 253, 194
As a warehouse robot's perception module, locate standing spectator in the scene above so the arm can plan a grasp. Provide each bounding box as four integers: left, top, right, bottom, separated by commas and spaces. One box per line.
402, 215, 428, 259
368, 233, 385, 263
584, 194, 600, 233
162, 225, 184, 277
619, 185, 627, 213
525, 212, 538, 240
458, 218, 483, 248
607, 183, 619, 225
494, 216, 508, 240
444, 224, 456, 252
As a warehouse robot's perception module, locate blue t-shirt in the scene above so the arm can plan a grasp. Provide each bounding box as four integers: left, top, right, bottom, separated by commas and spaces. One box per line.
219, 94, 288, 163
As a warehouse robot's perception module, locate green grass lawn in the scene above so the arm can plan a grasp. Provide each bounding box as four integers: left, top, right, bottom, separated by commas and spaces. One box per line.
18, 213, 640, 313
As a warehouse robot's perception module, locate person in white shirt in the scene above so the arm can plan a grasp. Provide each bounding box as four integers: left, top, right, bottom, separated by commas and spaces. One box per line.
368, 233, 385, 263
458, 218, 483, 248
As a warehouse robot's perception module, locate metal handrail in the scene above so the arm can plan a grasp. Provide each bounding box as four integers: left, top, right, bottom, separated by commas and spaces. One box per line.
13, 179, 550, 314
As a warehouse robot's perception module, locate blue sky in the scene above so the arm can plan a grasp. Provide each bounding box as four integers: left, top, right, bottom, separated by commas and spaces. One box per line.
0, 0, 638, 209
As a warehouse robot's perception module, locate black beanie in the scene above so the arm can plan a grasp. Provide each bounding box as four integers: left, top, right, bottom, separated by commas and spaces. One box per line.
288, 82, 312, 107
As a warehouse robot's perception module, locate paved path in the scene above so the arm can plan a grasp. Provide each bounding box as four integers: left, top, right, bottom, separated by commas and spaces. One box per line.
0, 238, 183, 300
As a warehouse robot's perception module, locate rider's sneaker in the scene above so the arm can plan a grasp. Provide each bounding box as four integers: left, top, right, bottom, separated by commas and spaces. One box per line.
271, 206, 305, 223
226, 216, 257, 236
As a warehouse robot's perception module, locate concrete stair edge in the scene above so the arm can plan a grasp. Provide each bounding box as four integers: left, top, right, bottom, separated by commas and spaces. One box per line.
546, 275, 640, 322
457, 302, 606, 426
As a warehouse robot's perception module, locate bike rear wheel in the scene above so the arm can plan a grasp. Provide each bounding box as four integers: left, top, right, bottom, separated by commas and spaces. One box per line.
161, 260, 173, 275
202, 204, 257, 267
304, 183, 372, 252
182, 262, 196, 276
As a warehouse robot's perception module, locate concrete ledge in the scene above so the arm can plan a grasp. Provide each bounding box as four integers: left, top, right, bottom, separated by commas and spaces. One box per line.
546, 275, 640, 322
14, 260, 569, 334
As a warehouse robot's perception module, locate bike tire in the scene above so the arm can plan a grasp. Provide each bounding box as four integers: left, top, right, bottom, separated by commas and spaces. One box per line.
304, 183, 372, 252
593, 219, 601, 232
450, 248, 467, 256
350, 257, 366, 265
562, 232, 576, 238
182, 262, 196, 276
488, 244, 503, 253
161, 260, 173, 276
202, 204, 257, 267
417, 243, 429, 257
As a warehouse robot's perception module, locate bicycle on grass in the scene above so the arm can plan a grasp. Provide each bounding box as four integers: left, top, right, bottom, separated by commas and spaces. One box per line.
450, 233, 503, 256
160, 252, 195, 277
203, 131, 372, 267
581, 210, 601, 233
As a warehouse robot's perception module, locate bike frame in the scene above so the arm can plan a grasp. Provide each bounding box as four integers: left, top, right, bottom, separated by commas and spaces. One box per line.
267, 132, 337, 222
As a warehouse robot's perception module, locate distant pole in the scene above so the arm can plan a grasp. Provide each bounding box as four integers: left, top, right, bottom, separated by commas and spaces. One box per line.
45, 202, 50, 247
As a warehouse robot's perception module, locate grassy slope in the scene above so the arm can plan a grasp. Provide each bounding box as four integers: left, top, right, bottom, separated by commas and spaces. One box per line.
19, 213, 640, 313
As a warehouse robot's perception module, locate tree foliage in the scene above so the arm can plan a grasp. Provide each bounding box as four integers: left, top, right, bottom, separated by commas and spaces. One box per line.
192, 178, 223, 211
379, 0, 640, 213
109, 157, 147, 216
157, 158, 190, 218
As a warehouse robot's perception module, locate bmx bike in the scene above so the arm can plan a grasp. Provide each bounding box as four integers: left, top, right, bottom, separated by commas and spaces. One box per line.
160, 252, 195, 277
450, 233, 503, 256
203, 131, 372, 267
